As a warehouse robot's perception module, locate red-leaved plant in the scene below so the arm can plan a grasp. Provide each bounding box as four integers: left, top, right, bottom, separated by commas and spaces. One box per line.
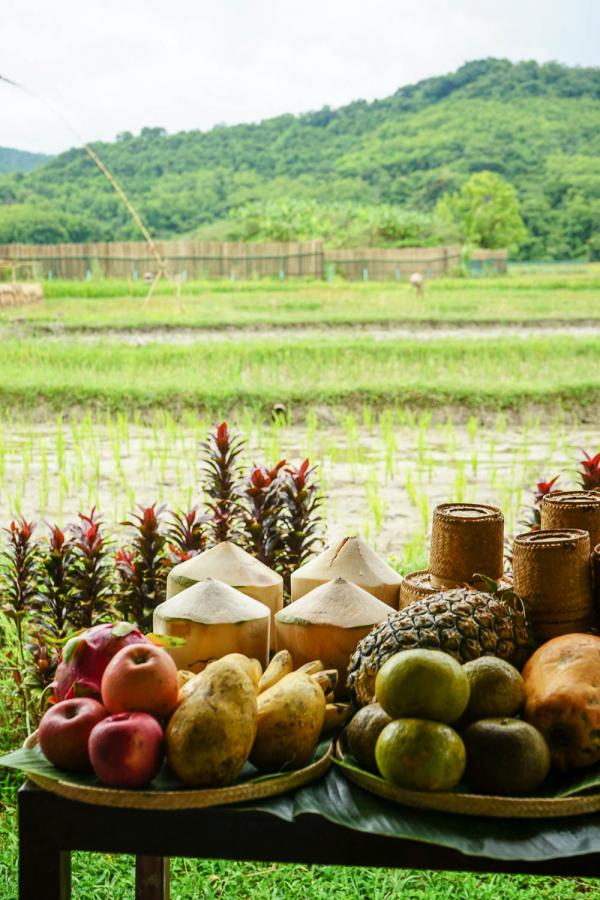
0, 518, 39, 726
165, 506, 208, 563
116, 504, 169, 631
579, 451, 600, 491
242, 461, 287, 568
277, 459, 323, 594
68, 508, 114, 629
201, 422, 245, 544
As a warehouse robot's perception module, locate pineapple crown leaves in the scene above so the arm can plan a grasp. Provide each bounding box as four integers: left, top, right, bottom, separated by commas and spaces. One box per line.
472, 572, 528, 618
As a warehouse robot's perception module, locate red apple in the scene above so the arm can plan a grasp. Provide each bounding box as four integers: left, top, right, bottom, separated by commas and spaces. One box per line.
53, 622, 148, 702
88, 712, 164, 788
39, 698, 108, 771
101, 643, 179, 717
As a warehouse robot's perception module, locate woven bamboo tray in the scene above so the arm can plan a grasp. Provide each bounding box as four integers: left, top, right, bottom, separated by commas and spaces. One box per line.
334, 737, 600, 819
19, 732, 332, 810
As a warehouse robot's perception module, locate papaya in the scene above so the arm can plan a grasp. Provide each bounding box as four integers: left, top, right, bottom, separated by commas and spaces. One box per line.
522, 633, 600, 770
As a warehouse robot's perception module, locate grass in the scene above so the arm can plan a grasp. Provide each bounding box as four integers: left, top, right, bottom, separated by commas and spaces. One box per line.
3, 270, 600, 331
1, 784, 597, 900
0, 334, 599, 413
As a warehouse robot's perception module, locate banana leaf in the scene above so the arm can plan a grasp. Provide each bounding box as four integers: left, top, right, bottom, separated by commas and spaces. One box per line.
287, 766, 600, 861
0, 738, 332, 792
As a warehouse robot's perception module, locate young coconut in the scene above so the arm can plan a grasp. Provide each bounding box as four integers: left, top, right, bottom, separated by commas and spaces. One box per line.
153, 577, 270, 672
166, 541, 283, 650
275, 577, 393, 695
290, 536, 402, 608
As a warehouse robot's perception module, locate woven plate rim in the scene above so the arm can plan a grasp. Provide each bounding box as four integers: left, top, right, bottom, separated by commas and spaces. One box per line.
334, 737, 600, 819
22, 732, 332, 810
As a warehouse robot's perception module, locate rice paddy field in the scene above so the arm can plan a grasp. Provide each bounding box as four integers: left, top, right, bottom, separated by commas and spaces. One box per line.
2, 270, 600, 898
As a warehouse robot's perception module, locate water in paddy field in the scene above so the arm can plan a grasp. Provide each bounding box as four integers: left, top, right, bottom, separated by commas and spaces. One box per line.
0, 410, 597, 560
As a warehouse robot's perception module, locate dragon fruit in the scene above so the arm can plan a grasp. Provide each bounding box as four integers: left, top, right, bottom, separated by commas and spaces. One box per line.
52, 622, 148, 702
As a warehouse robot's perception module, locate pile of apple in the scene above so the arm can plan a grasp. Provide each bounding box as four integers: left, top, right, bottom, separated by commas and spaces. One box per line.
39, 622, 179, 788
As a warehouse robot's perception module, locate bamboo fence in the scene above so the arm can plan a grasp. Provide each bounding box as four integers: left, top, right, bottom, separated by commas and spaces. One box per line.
0, 241, 507, 281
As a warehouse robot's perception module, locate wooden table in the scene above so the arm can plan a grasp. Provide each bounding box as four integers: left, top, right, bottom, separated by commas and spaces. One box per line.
18, 780, 600, 899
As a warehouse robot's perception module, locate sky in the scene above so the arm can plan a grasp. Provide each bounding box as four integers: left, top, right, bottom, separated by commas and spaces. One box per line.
1, 0, 599, 155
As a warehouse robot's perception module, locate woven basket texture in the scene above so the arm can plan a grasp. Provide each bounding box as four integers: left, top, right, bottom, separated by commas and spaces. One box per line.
513, 529, 593, 640
429, 503, 504, 588
541, 491, 600, 551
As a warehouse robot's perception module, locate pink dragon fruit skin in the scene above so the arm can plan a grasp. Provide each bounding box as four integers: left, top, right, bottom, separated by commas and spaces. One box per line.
53, 622, 148, 702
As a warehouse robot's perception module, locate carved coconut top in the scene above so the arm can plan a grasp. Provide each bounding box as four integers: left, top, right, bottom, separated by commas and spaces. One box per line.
277, 577, 392, 628
155, 577, 271, 625
292, 537, 402, 588
168, 541, 283, 589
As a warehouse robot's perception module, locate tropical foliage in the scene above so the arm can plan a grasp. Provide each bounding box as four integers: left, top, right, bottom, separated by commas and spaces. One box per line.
0, 59, 599, 257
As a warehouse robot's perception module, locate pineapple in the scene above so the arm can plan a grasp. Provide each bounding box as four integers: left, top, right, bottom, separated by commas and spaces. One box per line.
347, 587, 534, 707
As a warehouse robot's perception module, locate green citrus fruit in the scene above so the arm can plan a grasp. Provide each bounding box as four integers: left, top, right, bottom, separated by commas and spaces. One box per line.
462, 657, 524, 722
375, 718, 466, 791
346, 703, 392, 772
375, 649, 470, 723
463, 718, 551, 795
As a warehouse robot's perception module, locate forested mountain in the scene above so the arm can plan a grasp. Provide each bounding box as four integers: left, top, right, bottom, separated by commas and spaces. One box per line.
0, 146, 50, 174
1, 59, 599, 257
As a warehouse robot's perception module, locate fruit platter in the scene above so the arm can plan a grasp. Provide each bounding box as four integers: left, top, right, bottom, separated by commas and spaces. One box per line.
0, 622, 337, 810
3, 500, 600, 821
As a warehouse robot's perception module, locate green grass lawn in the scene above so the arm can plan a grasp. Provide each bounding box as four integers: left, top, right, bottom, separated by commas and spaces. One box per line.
2, 269, 600, 331
0, 334, 599, 413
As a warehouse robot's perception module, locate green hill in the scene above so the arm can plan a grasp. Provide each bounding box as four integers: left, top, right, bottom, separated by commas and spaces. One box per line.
0, 58, 599, 258
0, 146, 50, 174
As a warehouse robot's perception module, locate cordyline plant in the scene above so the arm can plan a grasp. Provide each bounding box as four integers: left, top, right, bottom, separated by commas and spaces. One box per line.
27, 525, 74, 696
201, 422, 245, 544
165, 505, 208, 564
67, 508, 114, 629
116, 504, 169, 631
519, 475, 560, 530
579, 451, 600, 491
0, 421, 326, 728
278, 459, 323, 593
0, 518, 39, 727
242, 461, 287, 568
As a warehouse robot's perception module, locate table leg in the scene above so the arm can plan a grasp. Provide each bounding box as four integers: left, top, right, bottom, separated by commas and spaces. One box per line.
18, 820, 71, 900
135, 855, 170, 900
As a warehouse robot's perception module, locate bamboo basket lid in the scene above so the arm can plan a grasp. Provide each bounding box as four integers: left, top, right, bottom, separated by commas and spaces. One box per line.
400, 570, 514, 608
429, 503, 504, 589
541, 491, 600, 551
335, 738, 600, 819
21, 732, 332, 811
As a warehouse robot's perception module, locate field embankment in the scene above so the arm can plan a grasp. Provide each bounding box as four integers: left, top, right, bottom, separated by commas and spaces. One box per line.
1, 334, 599, 414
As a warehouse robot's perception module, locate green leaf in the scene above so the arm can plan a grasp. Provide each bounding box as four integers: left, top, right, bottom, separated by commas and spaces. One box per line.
0, 739, 331, 792
145, 633, 186, 648
554, 762, 600, 797
292, 766, 600, 861
111, 621, 138, 638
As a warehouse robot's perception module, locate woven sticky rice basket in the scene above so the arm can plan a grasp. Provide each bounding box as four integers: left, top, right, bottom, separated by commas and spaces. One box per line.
429, 503, 504, 590
512, 529, 594, 641
400, 569, 513, 608
541, 491, 600, 553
